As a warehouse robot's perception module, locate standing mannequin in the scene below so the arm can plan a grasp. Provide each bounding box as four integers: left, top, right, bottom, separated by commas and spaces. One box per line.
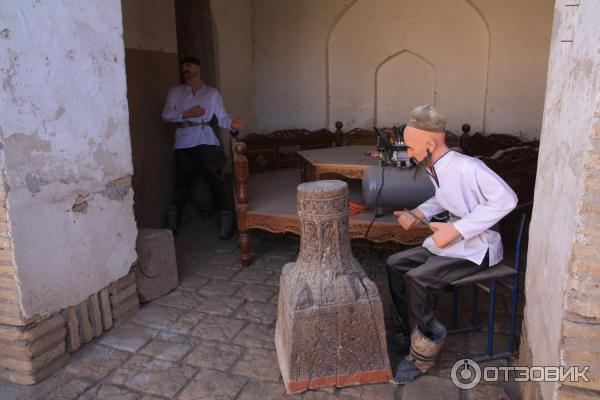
162, 57, 244, 239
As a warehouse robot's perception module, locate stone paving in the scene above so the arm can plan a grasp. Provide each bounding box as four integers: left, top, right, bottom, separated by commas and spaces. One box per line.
0, 217, 524, 399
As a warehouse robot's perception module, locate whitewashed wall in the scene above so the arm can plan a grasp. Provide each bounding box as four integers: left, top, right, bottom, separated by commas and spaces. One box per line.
525, 1, 600, 398
0, 1, 137, 317
213, 0, 553, 138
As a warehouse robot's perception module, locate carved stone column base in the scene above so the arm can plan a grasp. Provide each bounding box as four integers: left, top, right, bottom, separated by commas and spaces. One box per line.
274, 180, 391, 394
275, 287, 391, 393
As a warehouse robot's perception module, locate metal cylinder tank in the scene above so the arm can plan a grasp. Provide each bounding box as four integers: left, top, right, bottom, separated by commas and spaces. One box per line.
362, 166, 434, 210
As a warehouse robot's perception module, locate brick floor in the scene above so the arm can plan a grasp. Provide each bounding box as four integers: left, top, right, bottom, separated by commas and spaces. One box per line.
0, 217, 523, 399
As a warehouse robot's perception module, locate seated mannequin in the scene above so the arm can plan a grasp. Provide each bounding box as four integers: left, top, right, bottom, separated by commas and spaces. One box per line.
386, 104, 518, 384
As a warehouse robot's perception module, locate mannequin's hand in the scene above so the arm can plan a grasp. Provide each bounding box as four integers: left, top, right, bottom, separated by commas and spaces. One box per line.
430, 222, 461, 248
183, 105, 205, 118
231, 117, 245, 131
393, 211, 418, 230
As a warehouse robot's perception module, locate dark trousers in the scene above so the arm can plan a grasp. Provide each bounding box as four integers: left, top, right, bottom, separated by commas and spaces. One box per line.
173, 144, 231, 216
386, 247, 487, 335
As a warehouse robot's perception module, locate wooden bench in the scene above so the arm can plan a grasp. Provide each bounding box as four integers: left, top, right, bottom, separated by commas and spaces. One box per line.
230, 123, 538, 267
231, 124, 432, 266
459, 124, 539, 210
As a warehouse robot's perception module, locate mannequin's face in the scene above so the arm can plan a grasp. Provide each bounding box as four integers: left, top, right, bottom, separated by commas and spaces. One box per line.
181, 63, 201, 83
404, 126, 434, 163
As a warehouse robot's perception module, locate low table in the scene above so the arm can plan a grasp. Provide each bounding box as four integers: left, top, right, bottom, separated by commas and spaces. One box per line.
298, 145, 380, 181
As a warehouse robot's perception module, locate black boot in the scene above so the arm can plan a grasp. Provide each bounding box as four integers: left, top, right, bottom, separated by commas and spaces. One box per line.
391, 325, 446, 385
219, 209, 235, 240
166, 205, 179, 233
388, 332, 410, 358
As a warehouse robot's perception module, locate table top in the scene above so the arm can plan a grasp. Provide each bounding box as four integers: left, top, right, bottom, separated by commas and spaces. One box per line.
298, 145, 380, 168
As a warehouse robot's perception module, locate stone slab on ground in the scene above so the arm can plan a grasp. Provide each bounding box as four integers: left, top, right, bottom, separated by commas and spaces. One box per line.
190, 314, 247, 342
183, 340, 245, 372
178, 369, 247, 400
65, 345, 130, 381
403, 375, 460, 400
233, 322, 276, 350
231, 348, 281, 381
0, 218, 521, 400
111, 354, 196, 398
98, 323, 157, 353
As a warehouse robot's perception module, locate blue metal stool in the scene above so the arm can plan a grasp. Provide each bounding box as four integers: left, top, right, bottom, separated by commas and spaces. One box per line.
447, 214, 529, 362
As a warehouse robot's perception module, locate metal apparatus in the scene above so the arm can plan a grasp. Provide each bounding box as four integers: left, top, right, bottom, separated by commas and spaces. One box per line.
362, 126, 434, 215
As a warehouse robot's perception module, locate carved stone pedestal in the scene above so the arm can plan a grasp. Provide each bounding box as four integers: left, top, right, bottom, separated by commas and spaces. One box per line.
275, 180, 391, 394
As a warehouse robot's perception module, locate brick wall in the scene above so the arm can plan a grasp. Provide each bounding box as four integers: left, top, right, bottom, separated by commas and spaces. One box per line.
556, 122, 600, 398
0, 271, 139, 385
0, 172, 31, 327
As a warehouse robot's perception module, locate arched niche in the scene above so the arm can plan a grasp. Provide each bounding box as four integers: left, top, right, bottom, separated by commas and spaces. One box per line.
376, 50, 435, 127
328, 0, 489, 133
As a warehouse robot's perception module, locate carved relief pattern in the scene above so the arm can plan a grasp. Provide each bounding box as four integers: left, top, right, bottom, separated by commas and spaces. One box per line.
275, 180, 391, 392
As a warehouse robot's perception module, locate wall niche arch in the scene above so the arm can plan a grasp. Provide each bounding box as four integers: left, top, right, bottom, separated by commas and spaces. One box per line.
328, 0, 489, 133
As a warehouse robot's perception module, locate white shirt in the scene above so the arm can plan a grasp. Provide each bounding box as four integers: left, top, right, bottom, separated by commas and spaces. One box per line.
162, 84, 233, 149
417, 151, 518, 266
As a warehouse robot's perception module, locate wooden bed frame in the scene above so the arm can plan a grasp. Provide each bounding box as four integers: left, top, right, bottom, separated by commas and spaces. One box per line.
231, 122, 538, 267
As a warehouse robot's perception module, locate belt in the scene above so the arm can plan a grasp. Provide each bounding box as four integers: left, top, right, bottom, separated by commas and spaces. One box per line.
178, 121, 210, 128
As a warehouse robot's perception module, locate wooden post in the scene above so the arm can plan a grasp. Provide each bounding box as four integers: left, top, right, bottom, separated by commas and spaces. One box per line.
174, 0, 217, 87
233, 142, 251, 267
334, 121, 344, 146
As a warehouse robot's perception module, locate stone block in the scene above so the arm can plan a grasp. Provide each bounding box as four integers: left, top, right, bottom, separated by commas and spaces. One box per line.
183, 340, 244, 371
0, 276, 17, 288
565, 289, 600, 319
0, 287, 19, 302
235, 301, 277, 324
111, 284, 137, 306
99, 323, 157, 353
232, 348, 281, 381
562, 318, 600, 340
190, 315, 246, 342
139, 337, 196, 362
152, 289, 205, 311
111, 272, 136, 293
0, 236, 11, 249
274, 181, 391, 394
0, 327, 65, 360
403, 375, 459, 400
0, 352, 69, 385
233, 322, 276, 350
64, 306, 80, 353
111, 354, 196, 398
192, 295, 241, 317
99, 288, 112, 330
196, 279, 243, 297
0, 264, 15, 275
79, 300, 94, 344
136, 228, 179, 303
571, 258, 600, 276
0, 313, 64, 342
66, 344, 130, 381
236, 381, 287, 400
179, 369, 247, 400
111, 294, 139, 323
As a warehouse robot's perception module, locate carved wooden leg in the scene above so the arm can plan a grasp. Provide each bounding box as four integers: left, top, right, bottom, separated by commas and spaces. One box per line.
300, 159, 307, 182
233, 142, 251, 267
240, 232, 251, 267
